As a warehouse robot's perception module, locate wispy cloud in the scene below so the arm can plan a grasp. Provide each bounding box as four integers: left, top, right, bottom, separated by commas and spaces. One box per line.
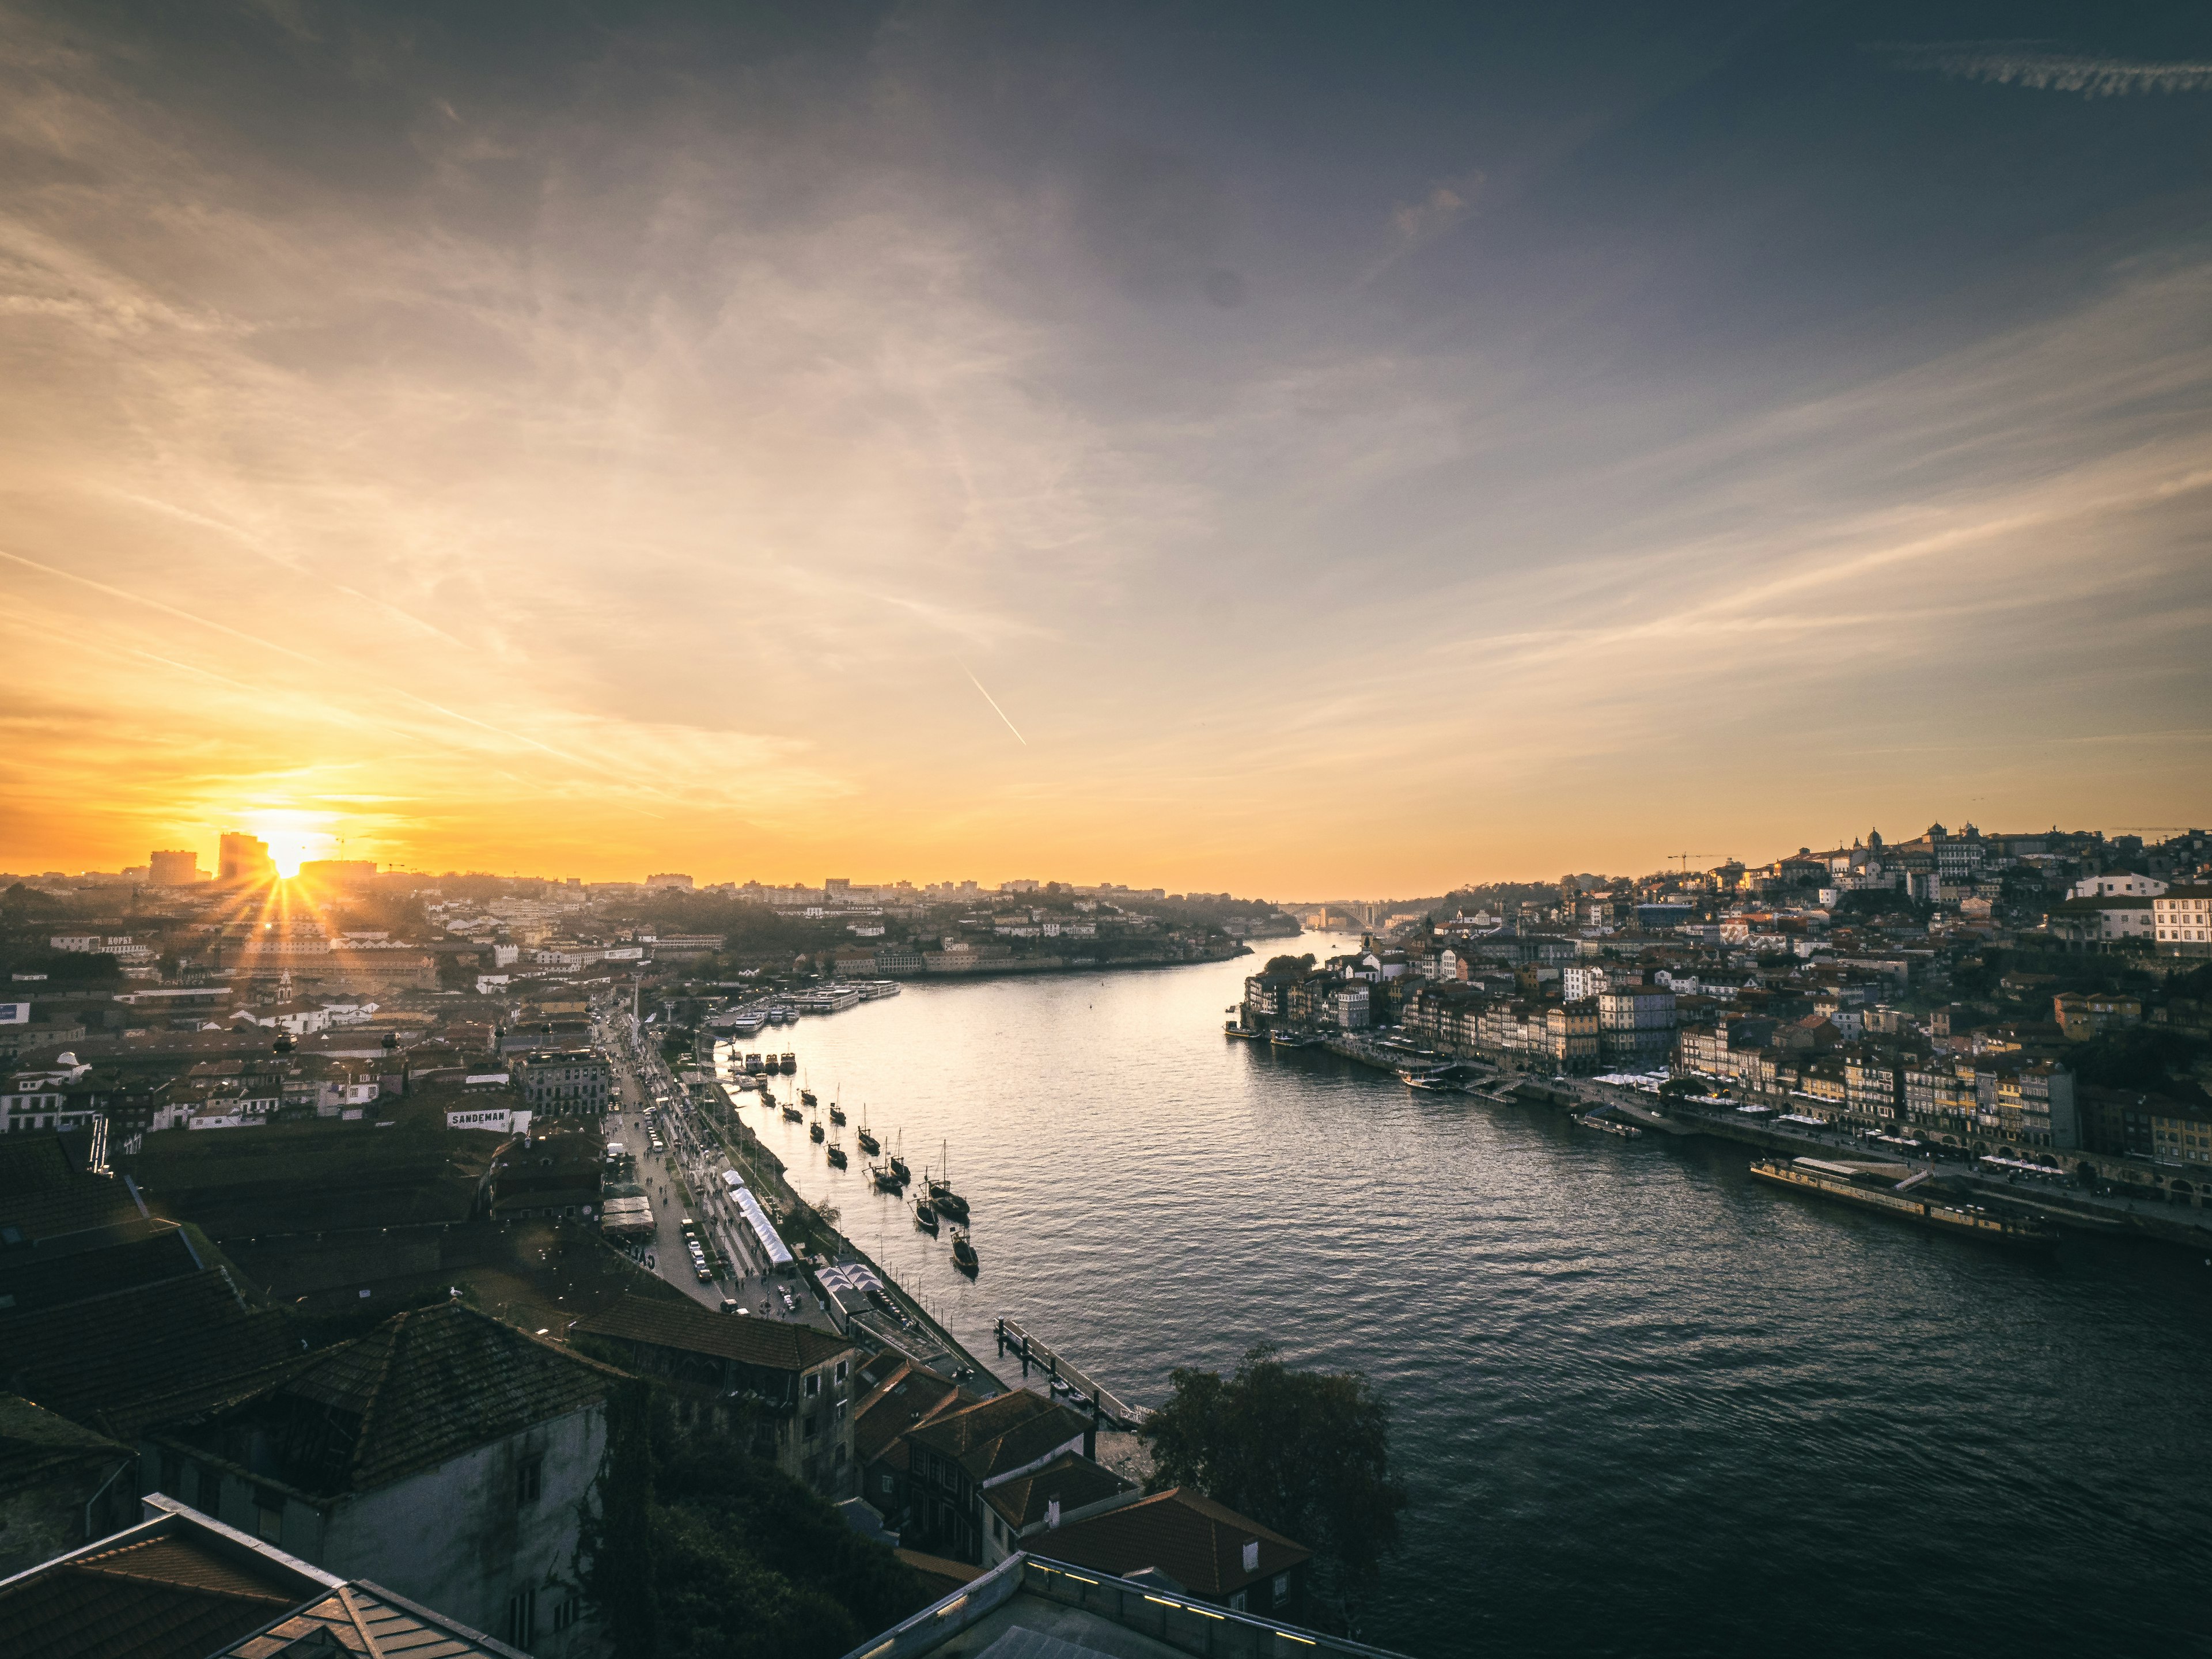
1881, 43, 2212, 97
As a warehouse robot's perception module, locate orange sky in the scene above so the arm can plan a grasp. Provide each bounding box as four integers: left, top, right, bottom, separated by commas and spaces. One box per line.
2, 7, 2207, 896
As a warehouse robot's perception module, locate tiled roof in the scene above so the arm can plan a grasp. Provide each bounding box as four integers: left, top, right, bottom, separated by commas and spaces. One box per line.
573, 1292, 852, 1374
257, 1302, 623, 1496
0, 1528, 310, 1659
219, 1578, 529, 1658
908, 1391, 1092, 1484
0, 1392, 129, 1487
854, 1362, 972, 1463
1037, 1488, 1311, 1597
984, 1450, 1134, 1531
0, 1224, 203, 1315
0, 1137, 143, 1246
1, 1270, 300, 1437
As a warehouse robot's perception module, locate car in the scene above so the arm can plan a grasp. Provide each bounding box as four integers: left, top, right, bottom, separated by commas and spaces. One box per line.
719, 1298, 748, 1315
695, 1265, 714, 1283
779, 1289, 797, 1312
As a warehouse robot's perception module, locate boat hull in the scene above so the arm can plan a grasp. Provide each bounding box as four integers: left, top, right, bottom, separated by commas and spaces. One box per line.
1751, 1160, 2058, 1246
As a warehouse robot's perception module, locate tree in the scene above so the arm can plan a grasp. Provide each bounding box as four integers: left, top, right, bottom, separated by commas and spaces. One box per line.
1143, 1343, 1407, 1628
1262, 953, 1316, 976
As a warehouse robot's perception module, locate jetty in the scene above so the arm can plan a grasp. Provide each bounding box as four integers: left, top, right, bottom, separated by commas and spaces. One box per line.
994, 1316, 1149, 1429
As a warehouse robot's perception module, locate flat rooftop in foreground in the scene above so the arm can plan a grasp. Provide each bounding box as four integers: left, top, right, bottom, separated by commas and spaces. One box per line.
846, 1554, 1409, 1659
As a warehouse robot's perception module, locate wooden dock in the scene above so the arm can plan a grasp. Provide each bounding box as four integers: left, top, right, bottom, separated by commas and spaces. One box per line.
993, 1316, 1149, 1429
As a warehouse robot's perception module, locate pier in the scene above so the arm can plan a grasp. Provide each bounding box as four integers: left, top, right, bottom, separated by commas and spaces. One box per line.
994, 1316, 1150, 1429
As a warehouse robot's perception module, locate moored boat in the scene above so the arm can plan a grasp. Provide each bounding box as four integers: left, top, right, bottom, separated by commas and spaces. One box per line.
914, 1195, 939, 1232
809, 1120, 824, 1143
950, 1229, 978, 1275
782, 1104, 804, 1122
1750, 1157, 2059, 1246
830, 1102, 846, 1124
826, 1143, 847, 1168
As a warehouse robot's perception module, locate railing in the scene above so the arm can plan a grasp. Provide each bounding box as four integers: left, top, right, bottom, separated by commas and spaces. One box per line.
994, 1316, 1149, 1427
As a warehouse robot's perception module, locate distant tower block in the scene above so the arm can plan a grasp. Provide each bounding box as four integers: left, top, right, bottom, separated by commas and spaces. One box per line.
218, 831, 276, 884
149, 849, 200, 886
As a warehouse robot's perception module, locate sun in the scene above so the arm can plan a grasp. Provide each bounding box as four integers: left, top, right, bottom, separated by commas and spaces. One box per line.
244, 812, 335, 880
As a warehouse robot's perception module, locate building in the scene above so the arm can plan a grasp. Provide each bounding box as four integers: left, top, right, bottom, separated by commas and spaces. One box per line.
148, 849, 200, 886
1597, 985, 1677, 1064
0, 1493, 529, 1659
903, 1390, 1097, 1564
978, 1449, 1137, 1566
854, 1358, 976, 1528
217, 832, 276, 884
839, 1551, 1403, 1659
1032, 1487, 1313, 1622
0, 1393, 136, 1580
2053, 992, 2143, 1042
512, 1049, 611, 1116
296, 859, 377, 887
2152, 886, 2212, 957
570, 1293, 858, 1498
141, 1301, 620, 1656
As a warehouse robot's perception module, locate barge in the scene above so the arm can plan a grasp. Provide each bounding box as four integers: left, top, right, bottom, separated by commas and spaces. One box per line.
1751, 1158, 2059, 1247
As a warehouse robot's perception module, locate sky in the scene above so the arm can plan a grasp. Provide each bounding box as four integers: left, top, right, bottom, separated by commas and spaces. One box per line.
1, 1, 2208, 896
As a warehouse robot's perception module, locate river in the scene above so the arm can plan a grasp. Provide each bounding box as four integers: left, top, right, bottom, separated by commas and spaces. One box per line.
729, 935, 2212, 1657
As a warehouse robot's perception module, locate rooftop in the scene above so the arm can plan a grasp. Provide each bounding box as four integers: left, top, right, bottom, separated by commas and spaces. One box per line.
1037, 1487, 1312, 1599
571, 1290, 851, 1373
168, 1301, 624, 1499
984, 1449, 1136, 1531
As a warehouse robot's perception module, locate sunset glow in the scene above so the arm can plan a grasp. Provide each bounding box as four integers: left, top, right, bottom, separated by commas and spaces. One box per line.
1, 6, 2207, 889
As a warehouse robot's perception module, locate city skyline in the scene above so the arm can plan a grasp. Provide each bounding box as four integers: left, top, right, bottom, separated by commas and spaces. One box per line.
3, 3, 2209, 892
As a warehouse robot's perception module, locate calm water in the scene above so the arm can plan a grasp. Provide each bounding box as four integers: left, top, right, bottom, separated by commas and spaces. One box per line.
733, 936, 2212, 1656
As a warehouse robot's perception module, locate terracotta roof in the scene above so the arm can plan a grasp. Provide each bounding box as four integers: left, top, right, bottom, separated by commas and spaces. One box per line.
571, 1292, 851, 1374
0, 1524, 321, 1659
0, 1224, 204, 1315
853, 1362, 972, 1464
0, 1138, 143, 1246
1, 1270, 300, 1437
1036, 1487, 1311, 1597
0, 1392, 130, 1493
983, 1450, 1134, 1531
242, 1302, 623, 1497
907, 1390, 1092, 1483
219, 1579, 529, 1658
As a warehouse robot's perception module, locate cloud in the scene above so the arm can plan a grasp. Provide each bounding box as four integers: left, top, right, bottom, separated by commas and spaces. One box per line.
1881, 43, 2212, 97
1389, 172, 1484, 247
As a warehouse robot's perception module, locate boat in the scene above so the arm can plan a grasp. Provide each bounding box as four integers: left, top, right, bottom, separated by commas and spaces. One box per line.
1573, 1112, 1642, 1138
872, 1163, 903, 1192
1749, 1158, 2059, 1246
889, 1133, 911, 1184
856, 1107, 880, 1156
801, 1088, 817, 1108
1224, 1022, 1267, 1040
927, 1141, 970, 1220
809, 1121, 824, 1143
950, 1229, 978, 1275
1268, 1031, 1322, 1049
914, 1194, 939, 1233
780, 1052, 797, 1073
781, 1104, 804, 1122
829, 1102, 846, 1125
826, 1143, 847, 1168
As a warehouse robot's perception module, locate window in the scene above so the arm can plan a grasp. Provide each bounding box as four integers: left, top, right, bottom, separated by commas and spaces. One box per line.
835, 1359, 849, 1383
1273, 1573, 1290, 1603
516, 1459, 543, 1509
881, 1474, 895, 1495
805, 1372, 821, 1396
506, 1588, 537, 1647
552, 1592, 582, 1633
255, 1494, 284, 1543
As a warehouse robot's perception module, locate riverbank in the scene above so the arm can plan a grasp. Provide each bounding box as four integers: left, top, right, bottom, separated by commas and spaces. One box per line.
1273, 1027, 2212, 1250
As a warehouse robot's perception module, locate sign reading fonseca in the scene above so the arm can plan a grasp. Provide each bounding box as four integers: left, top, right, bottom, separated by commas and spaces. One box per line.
0, 1002, 29, 1024
447, 1107, 533, 1135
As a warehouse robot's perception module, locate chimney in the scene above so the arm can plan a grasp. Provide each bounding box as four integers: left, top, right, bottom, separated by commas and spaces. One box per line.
1242, 1540, 1259, 1573
1047, 1497, 1061, 1529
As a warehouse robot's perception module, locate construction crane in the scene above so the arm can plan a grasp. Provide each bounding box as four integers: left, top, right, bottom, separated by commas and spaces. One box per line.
1668, 851, 1731, 872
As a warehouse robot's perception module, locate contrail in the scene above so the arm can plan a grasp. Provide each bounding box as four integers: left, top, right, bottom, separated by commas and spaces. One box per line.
964, 666, 1027, 745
